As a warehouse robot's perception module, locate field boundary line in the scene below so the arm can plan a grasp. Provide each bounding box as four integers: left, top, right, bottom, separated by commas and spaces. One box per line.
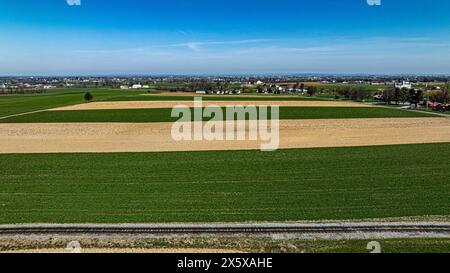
0, 109, 50, 120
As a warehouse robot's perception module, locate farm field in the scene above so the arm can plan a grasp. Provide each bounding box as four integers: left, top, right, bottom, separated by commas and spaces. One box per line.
0, 89, 142, 118
0, 107, 435, 123
0, 143, 449, 223
1, 118, 449, 153
0, 89, 449, 225
3, 0, 450, 256
107, 94, 329, 101
0, 88, 346, 119
50, 100, 366, 110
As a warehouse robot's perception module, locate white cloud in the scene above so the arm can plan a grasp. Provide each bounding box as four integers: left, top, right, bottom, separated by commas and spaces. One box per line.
170, 39, 271, 51
56, 36, 450, 75
367, 0, 381, 6
185, 42, 201, 52
67, 0, 81, 6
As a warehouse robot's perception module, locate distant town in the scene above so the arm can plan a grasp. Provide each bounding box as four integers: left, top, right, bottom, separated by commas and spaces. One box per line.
1, 75, 449, 92
1, 75, 449, 113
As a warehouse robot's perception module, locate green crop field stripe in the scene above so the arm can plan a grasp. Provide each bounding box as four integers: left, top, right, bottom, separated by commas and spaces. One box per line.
0, 88, 144, 118
0, 143, 449, 224
0, 106, 435, 123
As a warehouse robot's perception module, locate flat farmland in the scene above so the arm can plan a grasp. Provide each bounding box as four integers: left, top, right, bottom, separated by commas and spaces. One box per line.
50, 100, 367, 110
107, 93, 329, 101
0, 107, 434, 123
1, 118, 449, 153
0, 89, 448, 226
0, 89, 142, 118
0, 143, 449, 224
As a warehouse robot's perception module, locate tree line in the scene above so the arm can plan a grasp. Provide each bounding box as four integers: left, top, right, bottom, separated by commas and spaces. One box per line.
0, 88, 46, 95
382, 88, 449, 105
381, 88, 424, 106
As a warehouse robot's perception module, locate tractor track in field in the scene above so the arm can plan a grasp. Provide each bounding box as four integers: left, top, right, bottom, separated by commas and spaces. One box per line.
1, 222, 450, 239
0, 109, 49, 120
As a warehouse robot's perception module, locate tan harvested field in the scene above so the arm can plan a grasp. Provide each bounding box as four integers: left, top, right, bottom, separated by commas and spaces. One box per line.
143, 92, 308, 98
0, 118, 449, 153
50, 100, 366, 111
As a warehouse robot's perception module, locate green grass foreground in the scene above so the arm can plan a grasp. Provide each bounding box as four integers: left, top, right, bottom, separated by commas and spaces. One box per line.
0, 143, 449, 224
1, 238, 449, 253
308, 238, 450, 253
0, 106, 434, 123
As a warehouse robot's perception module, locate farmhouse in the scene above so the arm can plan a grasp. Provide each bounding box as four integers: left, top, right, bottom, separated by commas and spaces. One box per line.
129, 84, 150, 89
395, 81, 412, 89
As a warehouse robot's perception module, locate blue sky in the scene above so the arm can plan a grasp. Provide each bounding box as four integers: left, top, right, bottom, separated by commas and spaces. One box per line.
0, 0, 449, 75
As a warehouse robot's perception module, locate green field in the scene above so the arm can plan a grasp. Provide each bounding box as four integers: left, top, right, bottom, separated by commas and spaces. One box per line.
0, 88, 334, 120
0, 106, 434, 123
0, 143, 449, 224
307, 238, 450, 253
0, 88, 142, 118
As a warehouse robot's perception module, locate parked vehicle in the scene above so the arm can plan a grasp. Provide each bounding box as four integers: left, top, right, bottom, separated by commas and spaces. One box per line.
428, 103, 439, 110
432, 103, 450, 112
